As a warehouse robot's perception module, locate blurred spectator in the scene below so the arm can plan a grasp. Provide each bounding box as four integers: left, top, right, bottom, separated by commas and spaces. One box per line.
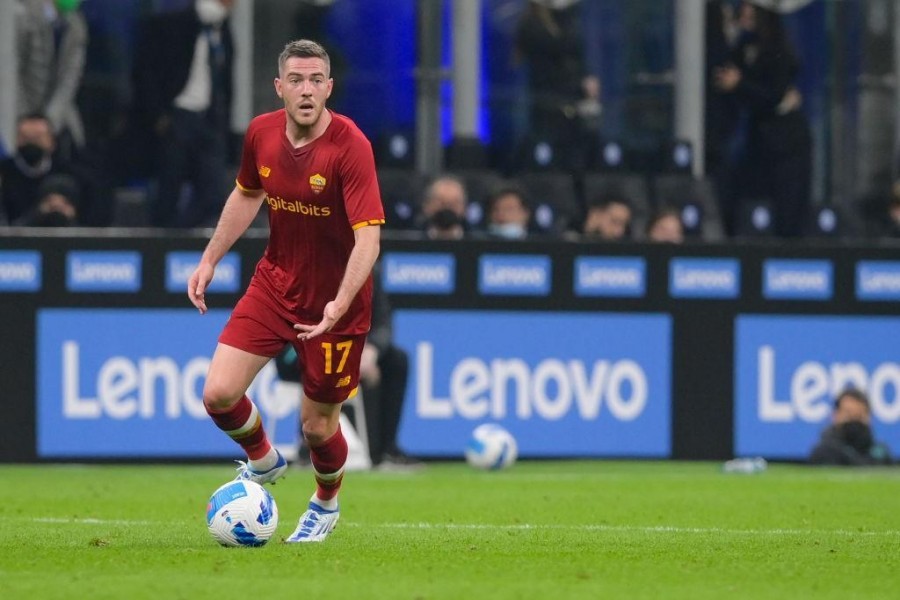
646, 207, 684, 243
0, 113, 77, 224
133, 0, 235, 227
416, 175, 469, 239
580, 194, 632, 241
425, 209, 466, 241
809, 389, 892, 466
16, 0, 89, 161
880, 181, 900, 238
485, 185, 531, 240
713, 0, 812, 238
514, 0, 601, 171
19, 173, 80, 226
705, 0, 741, 236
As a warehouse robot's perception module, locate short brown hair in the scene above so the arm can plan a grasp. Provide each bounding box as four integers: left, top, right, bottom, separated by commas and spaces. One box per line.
278, 39, 331, 77
835, 388, 871, 412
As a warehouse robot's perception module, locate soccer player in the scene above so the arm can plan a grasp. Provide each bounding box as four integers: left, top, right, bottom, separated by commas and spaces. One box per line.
187, 39, 384, 543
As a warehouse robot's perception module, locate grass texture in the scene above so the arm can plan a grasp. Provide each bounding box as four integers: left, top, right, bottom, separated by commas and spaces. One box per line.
1, 461, 899, 599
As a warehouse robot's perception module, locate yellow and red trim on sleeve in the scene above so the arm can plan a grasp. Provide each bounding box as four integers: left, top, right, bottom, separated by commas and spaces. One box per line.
235, 179, 262, 193
351, 219, 386, 231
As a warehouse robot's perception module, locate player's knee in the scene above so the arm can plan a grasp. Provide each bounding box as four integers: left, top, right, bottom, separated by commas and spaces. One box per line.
202, 380, 241, 413
301, 418, 332, 446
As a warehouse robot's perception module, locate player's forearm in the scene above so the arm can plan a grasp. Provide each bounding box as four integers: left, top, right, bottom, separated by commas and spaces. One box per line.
202, 187, 264, 266
334, 226, 381, 313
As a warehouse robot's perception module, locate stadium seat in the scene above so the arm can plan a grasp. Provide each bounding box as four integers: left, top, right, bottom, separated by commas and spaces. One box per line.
581, 172, 650, 218
736, 198, 775, 238
377, 168, 425, 230
591, 137, 631, 172
111, 185, 150, 227
806, 204, 856, 239
658, 139, 695, 174
455, 168, 507, 230
651, 174, 725, 241
510, 136, 565, 173
515, 171, 579, 234
374, 130, 415, 169
445, 137, 489, 170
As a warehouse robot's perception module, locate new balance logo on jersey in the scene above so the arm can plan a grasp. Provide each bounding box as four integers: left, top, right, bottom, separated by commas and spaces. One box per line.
335, 376, 351, 388
266, 195, 331, 216
259, 166, 271, 178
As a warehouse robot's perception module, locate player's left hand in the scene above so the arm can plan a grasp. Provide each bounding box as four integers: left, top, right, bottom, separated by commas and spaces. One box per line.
294, 300, 344, 341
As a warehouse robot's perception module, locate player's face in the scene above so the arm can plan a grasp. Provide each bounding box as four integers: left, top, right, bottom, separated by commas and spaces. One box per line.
275, 57, 333, 129
833, 396, 871, 426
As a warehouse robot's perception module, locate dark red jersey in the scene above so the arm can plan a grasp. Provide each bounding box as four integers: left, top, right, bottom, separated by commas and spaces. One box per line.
236, 109, 384, 334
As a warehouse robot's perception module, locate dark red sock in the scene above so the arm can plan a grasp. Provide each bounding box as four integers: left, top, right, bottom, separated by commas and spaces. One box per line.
309, 426, 348, 501
205, 395, 272, 460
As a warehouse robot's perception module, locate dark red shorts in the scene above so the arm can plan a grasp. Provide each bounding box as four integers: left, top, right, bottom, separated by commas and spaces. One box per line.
219, 285, 366, 404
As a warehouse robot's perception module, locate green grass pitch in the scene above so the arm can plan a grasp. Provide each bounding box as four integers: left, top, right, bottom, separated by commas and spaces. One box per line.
1, 460, 898, 599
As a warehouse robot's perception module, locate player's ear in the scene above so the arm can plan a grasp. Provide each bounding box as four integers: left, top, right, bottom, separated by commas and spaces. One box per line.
274, 77, 283, 99
326, 78, 333, 99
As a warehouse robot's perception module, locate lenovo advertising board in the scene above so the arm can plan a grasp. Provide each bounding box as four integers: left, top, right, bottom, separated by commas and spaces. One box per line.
394, 310, 672, 458
735, 315, 900, 459
36, 309, 299, 457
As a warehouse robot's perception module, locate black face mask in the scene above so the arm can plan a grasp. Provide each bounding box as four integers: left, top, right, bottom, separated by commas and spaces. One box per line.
839, 420, 874, 454
18, 143, 47, 167
30, 210, 75, 227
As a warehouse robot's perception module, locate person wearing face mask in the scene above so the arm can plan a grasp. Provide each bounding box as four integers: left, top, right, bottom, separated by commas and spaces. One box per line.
0, 113, 77, 224
809, 389, 892, 466
133, 0, 235, 227
16, 0, 89, 161
484, 185, 532, 240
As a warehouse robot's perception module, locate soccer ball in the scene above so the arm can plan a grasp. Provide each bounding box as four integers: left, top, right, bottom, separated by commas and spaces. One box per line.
464, 423, 518, 470
206, 480, 278, 547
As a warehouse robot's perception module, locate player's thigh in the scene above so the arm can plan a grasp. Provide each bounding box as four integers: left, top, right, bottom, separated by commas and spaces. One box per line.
296, 332, 367, 404
204, 343, 271, 406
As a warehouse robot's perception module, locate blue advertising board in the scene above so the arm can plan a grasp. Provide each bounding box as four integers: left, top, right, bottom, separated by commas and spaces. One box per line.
735, 315, 900, 459
478, 255, 551, 296
573, 257, 646, 298
36, 309, 299, 457
381, 252, 456, 294
165, 252, 241, 293
669, 257, 740, 299
0, 250, 41, 292
762, 259, 832, 300
856, 260, 900, 301
394, 310, 672, 457
66, 251, 142, 292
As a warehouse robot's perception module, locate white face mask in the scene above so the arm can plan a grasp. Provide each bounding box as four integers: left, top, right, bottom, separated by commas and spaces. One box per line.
489, 223, 527, 239
196, 0, 228, 25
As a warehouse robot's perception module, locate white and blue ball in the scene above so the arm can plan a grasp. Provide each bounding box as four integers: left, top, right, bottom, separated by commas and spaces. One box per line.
465, 423, 518, 470
206, 480, 278, 547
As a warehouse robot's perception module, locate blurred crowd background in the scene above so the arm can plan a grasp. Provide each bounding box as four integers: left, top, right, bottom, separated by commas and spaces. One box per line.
2, 0, 900, 244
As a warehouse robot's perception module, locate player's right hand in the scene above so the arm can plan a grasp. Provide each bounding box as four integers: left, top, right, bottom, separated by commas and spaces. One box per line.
187, 262, 215, 314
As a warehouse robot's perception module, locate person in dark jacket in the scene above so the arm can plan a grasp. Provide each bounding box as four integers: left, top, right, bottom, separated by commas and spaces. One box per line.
514, 0, 601, 171
713, 1, 812, 238
133, 0, 235, 227
809, 389, 892, 466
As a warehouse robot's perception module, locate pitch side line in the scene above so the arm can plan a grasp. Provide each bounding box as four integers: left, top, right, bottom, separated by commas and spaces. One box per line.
344, 522, 900, 537
24, 517, 900, 537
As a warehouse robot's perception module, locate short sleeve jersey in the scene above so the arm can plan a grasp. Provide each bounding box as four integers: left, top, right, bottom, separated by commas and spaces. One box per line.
236, 109, 384, 335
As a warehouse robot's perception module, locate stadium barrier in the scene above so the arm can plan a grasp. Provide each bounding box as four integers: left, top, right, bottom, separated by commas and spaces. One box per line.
2, 230, 899, 463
